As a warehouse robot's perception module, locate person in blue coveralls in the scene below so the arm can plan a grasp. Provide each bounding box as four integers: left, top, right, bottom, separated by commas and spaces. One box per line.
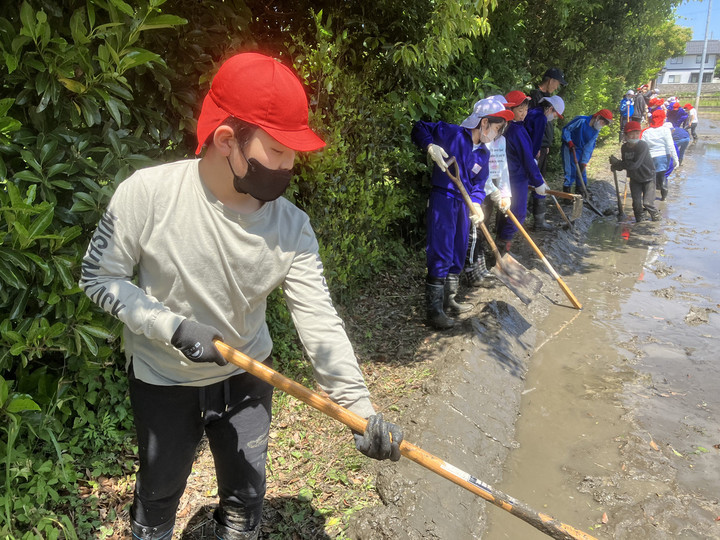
666, 101, 689, 129
619, 90, 635, 142
523, 95, 565, 164
412, 96, 514, 330
561, 109, 613, 193
495, 90, 551, 255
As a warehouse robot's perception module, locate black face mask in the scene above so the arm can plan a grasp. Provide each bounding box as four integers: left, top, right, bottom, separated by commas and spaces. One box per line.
227, 152, 292, 202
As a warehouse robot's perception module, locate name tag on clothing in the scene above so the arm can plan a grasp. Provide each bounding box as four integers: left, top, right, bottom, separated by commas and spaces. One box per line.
471, 163, 482, 175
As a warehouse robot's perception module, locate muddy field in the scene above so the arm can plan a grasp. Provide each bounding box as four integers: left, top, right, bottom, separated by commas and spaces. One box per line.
351, 119, 720, 539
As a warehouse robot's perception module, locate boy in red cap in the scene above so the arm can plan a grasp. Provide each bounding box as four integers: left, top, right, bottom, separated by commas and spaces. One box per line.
496, 90, 551, 251
667, 101, 689, 129
80, 52, 402, 540
641, 109, 678, 201
609, 121, 660, 222
561, 109, 612, 192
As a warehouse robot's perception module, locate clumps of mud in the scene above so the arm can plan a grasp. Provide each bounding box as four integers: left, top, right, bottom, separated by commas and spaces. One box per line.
648, 262, 674, 278
652, 287, 676, 299
684, 306, 718, 326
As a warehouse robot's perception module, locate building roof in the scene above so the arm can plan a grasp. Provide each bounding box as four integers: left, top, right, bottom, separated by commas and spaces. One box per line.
685, 40, 720, 55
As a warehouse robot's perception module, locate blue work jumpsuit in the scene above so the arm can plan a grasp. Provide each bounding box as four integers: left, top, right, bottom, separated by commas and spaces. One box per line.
561, 116, 600, 189
497, 121, 546, 241
411, 121, 489, 279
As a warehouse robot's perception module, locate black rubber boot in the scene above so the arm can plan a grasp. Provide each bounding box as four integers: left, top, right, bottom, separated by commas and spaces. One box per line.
465, 248, 496, 288
426, 278, 454, 330
562, 185, 572, 193
660, 188, 668, 201
443, 273, 473, 314
214, 508, 261, 540
532, 198, 553, 231
130, 517, 174, 540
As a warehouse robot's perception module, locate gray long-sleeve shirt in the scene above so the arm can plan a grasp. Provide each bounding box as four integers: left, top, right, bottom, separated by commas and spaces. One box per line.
80, 159, 374, 417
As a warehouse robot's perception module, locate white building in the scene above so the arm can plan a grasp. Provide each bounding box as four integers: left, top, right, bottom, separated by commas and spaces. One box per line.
656, 40, 720, 85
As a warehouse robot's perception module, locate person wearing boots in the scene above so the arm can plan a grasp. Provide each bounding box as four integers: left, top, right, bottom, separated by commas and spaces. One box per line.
609, 121, 660, 223
640, 109, 678, 202
495, 90, 551, 254
80, 52, 403, 540
412, 97, 513, 330
561, 109, 613, 193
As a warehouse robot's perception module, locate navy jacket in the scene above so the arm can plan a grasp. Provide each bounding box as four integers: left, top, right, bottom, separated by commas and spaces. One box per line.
523, 107, 548, 158
505, 121, 544, 189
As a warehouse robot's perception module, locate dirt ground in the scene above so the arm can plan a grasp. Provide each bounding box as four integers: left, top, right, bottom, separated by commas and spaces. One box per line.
97, 116, 720, 539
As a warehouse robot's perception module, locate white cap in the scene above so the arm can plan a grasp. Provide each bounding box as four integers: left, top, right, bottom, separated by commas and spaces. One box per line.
541, 95, 565, 116
626, 89, 635, 96
460, 95, 513, 128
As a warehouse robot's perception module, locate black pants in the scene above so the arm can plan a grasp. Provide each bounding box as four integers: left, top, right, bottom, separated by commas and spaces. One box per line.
129, 363, 274, 529
537, 147, 549, 175
629, 179, 657, 220
655, 170, 668, 194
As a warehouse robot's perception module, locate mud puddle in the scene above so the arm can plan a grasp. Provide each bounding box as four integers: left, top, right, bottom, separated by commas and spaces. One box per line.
485, 142, 720, 539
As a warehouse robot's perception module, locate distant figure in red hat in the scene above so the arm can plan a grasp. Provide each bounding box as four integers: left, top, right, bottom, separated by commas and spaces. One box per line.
609, 121, 660, 222
667, 101, 689, 129
640, 109, 679, 201
561, 109, 613, 192
683, 103, 698, 142
79, 52, 403, 540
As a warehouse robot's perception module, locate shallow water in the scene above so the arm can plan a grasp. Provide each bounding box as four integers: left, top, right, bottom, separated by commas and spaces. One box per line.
484, 141, 720, 539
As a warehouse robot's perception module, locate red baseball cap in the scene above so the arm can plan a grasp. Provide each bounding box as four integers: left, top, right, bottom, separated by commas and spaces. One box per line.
650, 108, 666, 127
195, 52, 326, 155
504, 90, 530, 109
624, 121, 642, 133
683, 103, 693, 109
594, 109, 613, 122
672, 102, 680, 110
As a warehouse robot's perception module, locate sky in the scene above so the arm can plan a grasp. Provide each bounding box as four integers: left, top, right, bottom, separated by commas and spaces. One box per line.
675, 0, 719, 40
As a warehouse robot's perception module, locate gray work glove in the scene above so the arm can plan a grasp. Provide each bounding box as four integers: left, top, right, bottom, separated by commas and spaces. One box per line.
171, 320, 227, 366
354, 413, 403, 462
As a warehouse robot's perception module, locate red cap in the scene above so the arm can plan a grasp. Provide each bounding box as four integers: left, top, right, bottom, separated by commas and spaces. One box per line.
624, 121, 642, 133
195, 52, 326, 155
594, 109, 613, 122
650, 108, 666, 127
672, 102, 680, 110
503, 90, 530, 109
489, 109, 515, 121
683, 103, 693, 109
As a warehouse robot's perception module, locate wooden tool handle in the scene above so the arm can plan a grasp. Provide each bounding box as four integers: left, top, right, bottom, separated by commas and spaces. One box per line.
504, 210, 582, 310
